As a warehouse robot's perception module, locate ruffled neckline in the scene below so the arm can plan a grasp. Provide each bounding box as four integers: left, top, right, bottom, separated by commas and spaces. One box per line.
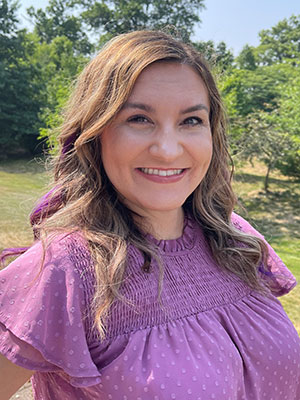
145, 215, 196, 253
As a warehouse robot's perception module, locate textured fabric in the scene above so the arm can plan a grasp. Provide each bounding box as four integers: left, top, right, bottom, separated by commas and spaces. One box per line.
0, 214, 299, 400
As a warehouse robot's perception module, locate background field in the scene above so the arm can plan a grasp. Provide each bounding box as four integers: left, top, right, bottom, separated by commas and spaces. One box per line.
0, 158, 299, 399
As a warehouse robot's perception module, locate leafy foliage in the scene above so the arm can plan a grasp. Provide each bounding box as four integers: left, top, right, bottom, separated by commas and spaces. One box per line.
235, 44, 257, 70
220, 15, 300, 182
272, 72, 300, 177
255, 15, 300, 65
0, 1, 45, 156
234, 110, 299, 191
193, 40, 234, 72
75, 0, 205, 44
27, 0, 93, 54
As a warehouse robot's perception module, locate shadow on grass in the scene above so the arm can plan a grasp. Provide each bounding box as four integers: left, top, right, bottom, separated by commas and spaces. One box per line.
237, 187, 300, 239
234, 172, 298, 187
0, 157, 45, 175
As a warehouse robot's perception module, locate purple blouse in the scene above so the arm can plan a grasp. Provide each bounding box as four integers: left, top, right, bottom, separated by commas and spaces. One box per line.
0, 213, 299, 400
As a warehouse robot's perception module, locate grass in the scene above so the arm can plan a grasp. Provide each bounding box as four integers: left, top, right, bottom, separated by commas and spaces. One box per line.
233, 161, 300, 333
0, 158, 49, 248
0, 158, 299, 333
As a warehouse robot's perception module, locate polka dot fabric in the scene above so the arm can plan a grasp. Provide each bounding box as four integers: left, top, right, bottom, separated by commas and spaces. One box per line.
0, 215, 299, 400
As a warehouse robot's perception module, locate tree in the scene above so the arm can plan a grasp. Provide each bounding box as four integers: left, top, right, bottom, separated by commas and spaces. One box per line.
255, 15, 300, 65
221, 65, 283, 117
0, 0, 18, 34
73, 0, 205, 44
234, 110, 298, 191
27, 0, 93, 54
38, 36, 88, 151
193, 39, 234, 72
222, 15, 300, 180
272, 72, 300, 178
236, 44, 257, 70
0, 0, 44, 156
20, 0, 91, 153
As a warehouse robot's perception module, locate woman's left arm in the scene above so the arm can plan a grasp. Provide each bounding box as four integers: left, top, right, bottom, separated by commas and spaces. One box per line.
0, 353, 34, 400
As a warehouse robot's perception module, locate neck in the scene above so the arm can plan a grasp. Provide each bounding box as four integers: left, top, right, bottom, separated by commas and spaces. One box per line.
135, 208, 185, 240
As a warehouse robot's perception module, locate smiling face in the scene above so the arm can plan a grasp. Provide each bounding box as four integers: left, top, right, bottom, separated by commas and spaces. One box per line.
100, 62, 213, 220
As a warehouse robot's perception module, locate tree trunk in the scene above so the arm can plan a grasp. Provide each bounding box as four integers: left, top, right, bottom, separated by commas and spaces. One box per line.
264, 162, 273, 192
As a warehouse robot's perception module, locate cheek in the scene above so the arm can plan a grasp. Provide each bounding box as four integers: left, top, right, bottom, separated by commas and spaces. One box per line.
100, 135, 133, 190
100, 133, 119, 184
195, 134, 213, 163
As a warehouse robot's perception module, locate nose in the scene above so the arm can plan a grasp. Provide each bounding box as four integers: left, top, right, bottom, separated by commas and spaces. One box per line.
149, 127, 183, 161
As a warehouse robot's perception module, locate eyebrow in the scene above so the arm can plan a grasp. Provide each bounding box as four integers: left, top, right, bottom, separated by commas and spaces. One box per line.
121, 102, 154, 112
182, 104, 209, 114
122, 102, 209, 114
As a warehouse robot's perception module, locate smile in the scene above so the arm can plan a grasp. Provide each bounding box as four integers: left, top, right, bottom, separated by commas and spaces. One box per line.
139, 168, 184, 176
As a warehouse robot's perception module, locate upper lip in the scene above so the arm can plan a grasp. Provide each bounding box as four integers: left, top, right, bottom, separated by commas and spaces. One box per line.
137, 167, 186, 170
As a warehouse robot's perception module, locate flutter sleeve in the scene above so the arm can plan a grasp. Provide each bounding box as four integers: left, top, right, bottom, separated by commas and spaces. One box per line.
231, 212, 297, 297
0, 235, 101, 387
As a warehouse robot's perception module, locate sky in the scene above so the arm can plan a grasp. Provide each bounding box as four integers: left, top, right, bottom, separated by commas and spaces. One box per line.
19, 0, 300, 55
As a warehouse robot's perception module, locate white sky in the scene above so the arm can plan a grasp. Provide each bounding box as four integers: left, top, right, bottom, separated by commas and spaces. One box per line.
19, 0, 300, 55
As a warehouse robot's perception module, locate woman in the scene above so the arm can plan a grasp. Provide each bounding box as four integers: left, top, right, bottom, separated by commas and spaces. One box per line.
0, 30, 299, 400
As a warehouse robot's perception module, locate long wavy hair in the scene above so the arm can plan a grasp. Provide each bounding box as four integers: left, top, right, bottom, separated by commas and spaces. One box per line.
4, 30, 268, 338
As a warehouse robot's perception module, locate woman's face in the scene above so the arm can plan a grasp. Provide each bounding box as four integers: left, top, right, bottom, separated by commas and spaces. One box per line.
101, 61, 212, 218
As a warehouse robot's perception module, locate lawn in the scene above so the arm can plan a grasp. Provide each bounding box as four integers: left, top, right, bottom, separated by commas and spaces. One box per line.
233, 161, 300, 333
0, 158, 299, 333
0, 158, 49, 248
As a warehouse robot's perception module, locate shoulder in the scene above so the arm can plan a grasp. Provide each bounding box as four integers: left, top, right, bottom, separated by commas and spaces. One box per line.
0, 231, 94, 296
9, 230, 89, 266
231, 212, 264, 238
0, 231, 95, 331
231, 212, 297, 297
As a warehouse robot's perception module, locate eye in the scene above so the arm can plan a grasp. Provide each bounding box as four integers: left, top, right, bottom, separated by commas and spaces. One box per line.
182, 116, 203, 126
127, 115, 151, 124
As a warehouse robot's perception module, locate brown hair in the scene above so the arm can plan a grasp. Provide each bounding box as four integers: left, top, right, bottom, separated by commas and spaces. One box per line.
35, 30, 267, 338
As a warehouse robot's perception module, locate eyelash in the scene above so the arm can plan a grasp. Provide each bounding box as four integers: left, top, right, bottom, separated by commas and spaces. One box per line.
127, 115, 150, 124
127, 115, 203, 126
182, 117, 203, 126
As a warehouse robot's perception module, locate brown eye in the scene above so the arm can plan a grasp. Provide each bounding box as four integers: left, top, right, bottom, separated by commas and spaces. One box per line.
182, 117, 203, 126
127, 115, 150, 124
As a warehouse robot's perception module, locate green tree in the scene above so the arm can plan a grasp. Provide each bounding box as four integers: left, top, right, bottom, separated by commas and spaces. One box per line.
74, 0, 205, 44
255, 14, 300, 65
273, 72, 300, 178
235, 109, 298, 191
221, 62, 300, 171
38, 36, 88, 151
23, 1, 91, 153
221, 65, 283, 117
193, 39, 234, 72
27, 0, 93, 54
236, 44, 257, 70
0, 0, 44, 156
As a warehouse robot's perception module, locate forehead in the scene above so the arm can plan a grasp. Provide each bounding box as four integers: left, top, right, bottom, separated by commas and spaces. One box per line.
127, 61, 209, 107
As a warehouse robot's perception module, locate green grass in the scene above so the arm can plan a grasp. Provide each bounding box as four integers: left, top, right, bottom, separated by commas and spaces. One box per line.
233, 162, 300, 333
0, 158, 49, 248
0, 158, 299, 333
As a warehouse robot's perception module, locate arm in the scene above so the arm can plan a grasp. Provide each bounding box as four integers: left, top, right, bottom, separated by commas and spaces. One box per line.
0, 353, 34, 400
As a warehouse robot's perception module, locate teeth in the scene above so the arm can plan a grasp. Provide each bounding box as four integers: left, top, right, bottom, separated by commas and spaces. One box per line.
140, 168, 183, 176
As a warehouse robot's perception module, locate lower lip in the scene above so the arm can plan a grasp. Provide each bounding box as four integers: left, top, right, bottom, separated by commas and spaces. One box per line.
135, 168, 187, 183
